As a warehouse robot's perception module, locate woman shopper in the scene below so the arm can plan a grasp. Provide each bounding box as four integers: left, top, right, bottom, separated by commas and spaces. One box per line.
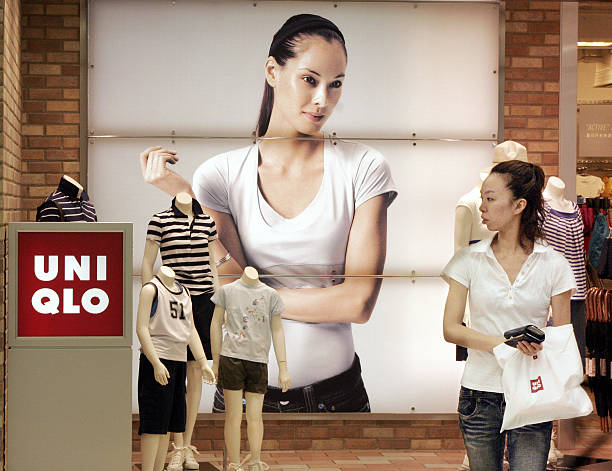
140, 13, 397, 415
442, 160, 576, 471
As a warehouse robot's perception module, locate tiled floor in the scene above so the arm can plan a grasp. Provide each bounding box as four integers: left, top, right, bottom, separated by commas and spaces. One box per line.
132, 414, 612, 471
131, 448, 612, 471
132, 450, 468, 471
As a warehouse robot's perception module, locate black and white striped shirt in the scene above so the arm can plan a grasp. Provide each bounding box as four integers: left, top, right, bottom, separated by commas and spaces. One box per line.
146, 198, 218, 295
36, 177, 98, 222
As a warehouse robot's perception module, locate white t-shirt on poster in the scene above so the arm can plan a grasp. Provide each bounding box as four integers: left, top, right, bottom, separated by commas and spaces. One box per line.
192, 138, 397, 387
441, 237, 576, 393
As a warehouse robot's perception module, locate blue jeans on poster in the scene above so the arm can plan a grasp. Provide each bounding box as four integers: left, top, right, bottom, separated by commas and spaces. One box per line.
213, 354, 370, 412
458, 386, 552, 471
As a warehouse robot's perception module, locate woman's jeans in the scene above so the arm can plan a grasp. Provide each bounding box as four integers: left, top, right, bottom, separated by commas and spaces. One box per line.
213, 354, 370, 412
458, 386, 552, 471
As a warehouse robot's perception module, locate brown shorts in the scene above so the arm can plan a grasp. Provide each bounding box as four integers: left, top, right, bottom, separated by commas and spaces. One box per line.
218, 355, 268, 394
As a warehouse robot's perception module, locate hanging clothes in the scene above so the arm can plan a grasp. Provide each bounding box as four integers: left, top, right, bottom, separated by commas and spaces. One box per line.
585, 287, 612, 433
589, 212, 610, 271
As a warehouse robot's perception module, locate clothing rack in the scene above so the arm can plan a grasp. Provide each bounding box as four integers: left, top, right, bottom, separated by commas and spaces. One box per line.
585, 287, 612, 432
577, 160, 612, 173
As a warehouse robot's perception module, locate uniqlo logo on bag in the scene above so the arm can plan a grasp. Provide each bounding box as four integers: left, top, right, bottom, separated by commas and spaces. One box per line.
530, 376, 544, 393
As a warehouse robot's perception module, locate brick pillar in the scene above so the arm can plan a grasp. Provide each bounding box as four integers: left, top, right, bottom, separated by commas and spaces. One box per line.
0, 0, 22, 468
504, 0, 561, 176
22, 0, 80, 221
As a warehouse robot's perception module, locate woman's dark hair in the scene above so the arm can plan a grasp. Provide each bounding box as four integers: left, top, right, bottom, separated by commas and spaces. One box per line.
256, 14, 347, 137
490, 159, 545, 247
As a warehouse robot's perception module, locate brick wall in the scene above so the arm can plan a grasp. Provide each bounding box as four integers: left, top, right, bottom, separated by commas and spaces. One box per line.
21, 0, 80, 221
132, 416, 464, 452
0, 0, 21, 468
504, 0, 561, 176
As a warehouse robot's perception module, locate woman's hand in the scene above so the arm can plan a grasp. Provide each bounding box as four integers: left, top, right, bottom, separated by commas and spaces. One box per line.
516, 340, 543, 356
139, 145, 193, 196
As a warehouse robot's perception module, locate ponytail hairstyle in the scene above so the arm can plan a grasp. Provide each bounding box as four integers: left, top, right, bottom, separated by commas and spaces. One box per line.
489, 160, 546, 248
256, 14, 347, 137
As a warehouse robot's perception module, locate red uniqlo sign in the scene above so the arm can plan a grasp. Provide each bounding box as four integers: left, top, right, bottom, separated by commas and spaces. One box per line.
17, 231, 124, 337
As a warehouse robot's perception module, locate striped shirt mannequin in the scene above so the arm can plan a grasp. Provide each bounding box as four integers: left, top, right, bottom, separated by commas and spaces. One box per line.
542, 201, 587, 301
36, 176, 97, 222
146, 198, 218, 295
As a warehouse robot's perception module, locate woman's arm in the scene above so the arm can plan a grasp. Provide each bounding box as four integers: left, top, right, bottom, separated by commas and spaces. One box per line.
551, 290, 572, 326
140, 146, 194, 197
205, 207, 248, 283
279, 194, 389, 324
442, 279, 506, 352
208, 194, 391, 324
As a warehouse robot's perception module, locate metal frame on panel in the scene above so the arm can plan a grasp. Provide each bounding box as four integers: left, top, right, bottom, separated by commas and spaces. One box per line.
80, 0, 88, 189
7, 222, 133, 348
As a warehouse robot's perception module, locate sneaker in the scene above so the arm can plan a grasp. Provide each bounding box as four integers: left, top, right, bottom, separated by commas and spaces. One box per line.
248, 460, 270, 471
167, 442, 185, 471
459, 454, 469, 471
183, 444, 200, 470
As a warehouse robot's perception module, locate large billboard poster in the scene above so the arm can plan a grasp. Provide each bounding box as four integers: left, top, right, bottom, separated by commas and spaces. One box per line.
88, 1, 500, 413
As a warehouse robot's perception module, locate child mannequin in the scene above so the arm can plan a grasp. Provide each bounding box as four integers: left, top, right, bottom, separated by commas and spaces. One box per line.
210, 267, 291, 471
136, 265, 215, 471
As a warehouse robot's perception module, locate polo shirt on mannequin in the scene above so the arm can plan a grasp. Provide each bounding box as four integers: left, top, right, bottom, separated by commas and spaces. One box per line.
146, 198, 217, 295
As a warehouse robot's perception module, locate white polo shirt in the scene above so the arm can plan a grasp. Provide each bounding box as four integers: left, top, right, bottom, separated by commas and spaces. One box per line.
442, 237, 576, 393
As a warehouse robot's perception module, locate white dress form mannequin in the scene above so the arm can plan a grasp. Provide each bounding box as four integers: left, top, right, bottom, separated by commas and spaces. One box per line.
453, 172, 491, 252
141, 191, 218, 470
211, 267, 291, 470
136, 265, 215, 471
543, 176, 575, 213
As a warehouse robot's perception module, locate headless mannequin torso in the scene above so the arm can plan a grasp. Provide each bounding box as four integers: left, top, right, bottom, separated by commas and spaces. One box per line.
543, 177, 575, 213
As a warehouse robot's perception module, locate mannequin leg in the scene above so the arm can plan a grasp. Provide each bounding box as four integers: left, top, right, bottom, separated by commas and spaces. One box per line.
245, 392, 265, 464
224, 389, 244, 465
141, 434, 162, 471
155, 433, 171, 471
185, 360, 203, 446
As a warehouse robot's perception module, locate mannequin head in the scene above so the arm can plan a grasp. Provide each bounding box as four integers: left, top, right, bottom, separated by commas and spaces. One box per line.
492, 140, 528, 164
482, 160, 545, 246
257, 14, 347, 137
242, 266, 260, 284
176, 191, 191, 205
157, 265, 176, 289
543, 176, 565, 199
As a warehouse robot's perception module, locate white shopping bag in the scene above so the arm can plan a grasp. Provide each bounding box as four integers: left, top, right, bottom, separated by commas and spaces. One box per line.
493, 324, 593, 432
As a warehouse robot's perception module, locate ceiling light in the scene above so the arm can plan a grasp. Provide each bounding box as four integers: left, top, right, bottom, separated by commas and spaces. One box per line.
578, 42, 612, 47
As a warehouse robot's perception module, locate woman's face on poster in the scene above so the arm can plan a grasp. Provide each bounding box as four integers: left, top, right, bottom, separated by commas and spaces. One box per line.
266, 36, 347, 135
